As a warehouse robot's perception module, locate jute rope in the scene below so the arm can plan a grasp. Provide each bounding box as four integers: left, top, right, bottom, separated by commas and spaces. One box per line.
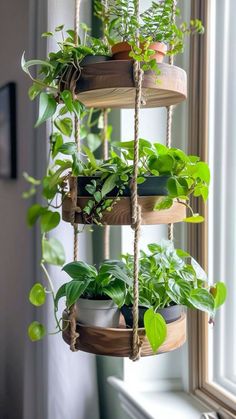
69, 0, 81, 352
102, 108, 110, 260
166, 0, 177, 243
129, 0, 143, 362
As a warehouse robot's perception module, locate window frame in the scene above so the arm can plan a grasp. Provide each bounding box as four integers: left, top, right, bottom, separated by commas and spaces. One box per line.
188, 1, 236, 416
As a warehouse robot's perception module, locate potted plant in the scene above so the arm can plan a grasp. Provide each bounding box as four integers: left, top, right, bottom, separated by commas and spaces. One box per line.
55, 259, 132, 328
95, 0, 203, 75
22, 23, 111, 102
68, 139, 210, 224
121, 241, 227, 353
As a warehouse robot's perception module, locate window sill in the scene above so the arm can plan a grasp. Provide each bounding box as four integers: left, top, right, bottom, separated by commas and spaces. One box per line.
108, 376, 209, 419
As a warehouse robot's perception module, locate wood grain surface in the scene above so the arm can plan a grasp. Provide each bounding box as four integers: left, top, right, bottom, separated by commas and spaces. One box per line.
62, 195, 186, 225
62, 311, 187, 357
75, 61, 187, 108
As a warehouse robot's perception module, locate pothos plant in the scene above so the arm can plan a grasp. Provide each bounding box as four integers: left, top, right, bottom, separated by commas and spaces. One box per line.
122, 240, 227, 352
72, 139, 210, 224
95, 0, 204, 75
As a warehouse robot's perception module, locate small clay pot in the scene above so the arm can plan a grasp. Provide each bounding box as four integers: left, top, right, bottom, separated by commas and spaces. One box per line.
121, 304, 182, 328
111, 41, 167, 63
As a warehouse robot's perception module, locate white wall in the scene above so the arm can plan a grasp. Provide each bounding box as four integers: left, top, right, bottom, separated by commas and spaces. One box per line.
0, 1, 36, 418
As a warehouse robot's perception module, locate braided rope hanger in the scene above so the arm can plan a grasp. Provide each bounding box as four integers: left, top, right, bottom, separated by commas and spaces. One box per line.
129, 0, 143, 361
166, 0, 177, 242
102, 0, 110, 260
69, 0, 81, 352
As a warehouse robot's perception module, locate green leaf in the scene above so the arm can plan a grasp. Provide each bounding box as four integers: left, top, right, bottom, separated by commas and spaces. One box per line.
176, 249, 190, 258
167, 177, 188, 197
27, 204, 47, 227
144, 308, 167, 353
86, 133, 101, 152
149, 154, 174, 173
211, 282, 227, 309
154, 197, 173, 210
35, 93, 57, 127
62, 261, 97, 280
55, 24, 64, 31
23, 172, 41, 185
82, 145, 98, 169
21, 52, 54, 74
28, 321, 46, 341
42, 238, 65, 266
66, 279, 91, 308
188, 288, 215, 315
40, 210, 60, 233
54, 283, 67, 310
28, 83, 43, 100
195, 162, 210, 185
41, 31, 54, 37
183, 215, 204, 223
54, 117, 73, 137
137, 176, 146, 184
101, 174, 118, 197
29, 283, 46, 306
56, 142, 77, 155
103, 280, 125, 308
60, 90, 73, 112
51, 133, 63, 158
167, 278, 192, 304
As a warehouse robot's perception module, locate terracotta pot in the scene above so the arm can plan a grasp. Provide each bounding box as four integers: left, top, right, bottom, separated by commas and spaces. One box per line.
112, 41, 167, 63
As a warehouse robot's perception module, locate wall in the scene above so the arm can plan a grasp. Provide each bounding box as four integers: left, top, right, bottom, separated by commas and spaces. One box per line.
0, 1, 36, 418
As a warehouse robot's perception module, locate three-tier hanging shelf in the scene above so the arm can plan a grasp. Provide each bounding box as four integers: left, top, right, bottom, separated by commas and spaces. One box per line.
61, 0, 187, 360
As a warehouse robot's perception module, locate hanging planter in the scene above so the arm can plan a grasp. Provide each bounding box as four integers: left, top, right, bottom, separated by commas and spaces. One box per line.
62, 310, 187, 357
62, 140, 210, 226
21, 0, 227, 363
58, 241, 227, 357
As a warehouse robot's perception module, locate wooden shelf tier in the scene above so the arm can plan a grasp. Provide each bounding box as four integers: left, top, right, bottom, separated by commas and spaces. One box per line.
62, 195, 186, 226
75, 61, 187, 109
62, 312, 186, 357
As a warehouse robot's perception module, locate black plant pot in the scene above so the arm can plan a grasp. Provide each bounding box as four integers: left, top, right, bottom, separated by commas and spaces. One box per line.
121, 304, 182, 328
77, 175, 169, 197
81, 55, 111, 65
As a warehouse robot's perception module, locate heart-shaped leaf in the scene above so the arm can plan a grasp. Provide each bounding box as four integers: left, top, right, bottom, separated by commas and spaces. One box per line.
29, 283, 46, 306
28, 321, 46, 341
144, 308, 167, 353
35, 93, 57, 127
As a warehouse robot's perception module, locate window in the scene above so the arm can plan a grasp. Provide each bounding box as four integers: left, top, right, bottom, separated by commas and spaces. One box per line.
188, 0, 236, 416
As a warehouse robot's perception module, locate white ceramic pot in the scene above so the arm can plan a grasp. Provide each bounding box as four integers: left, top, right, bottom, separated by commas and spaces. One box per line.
76, 298, 120, 328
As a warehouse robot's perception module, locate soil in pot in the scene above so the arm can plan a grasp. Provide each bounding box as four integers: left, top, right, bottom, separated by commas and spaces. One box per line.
77, 175, 169, 197
111, 41, 167, 63
121, 304, 182, 328
76, 298, 120, 328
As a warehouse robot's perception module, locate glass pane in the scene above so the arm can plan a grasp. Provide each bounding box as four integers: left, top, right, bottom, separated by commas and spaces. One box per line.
207, 0, 236, 397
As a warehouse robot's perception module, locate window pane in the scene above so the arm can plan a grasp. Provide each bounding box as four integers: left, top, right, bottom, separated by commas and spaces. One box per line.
207, 0, 236, 398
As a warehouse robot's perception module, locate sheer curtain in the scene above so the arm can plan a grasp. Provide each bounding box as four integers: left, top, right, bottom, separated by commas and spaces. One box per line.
46, 1, 100, 419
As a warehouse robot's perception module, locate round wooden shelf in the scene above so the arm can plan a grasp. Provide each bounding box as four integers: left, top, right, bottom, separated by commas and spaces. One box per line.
62, 312, 186, 357
62, 195, 186, 226
75, 61, 187, 108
